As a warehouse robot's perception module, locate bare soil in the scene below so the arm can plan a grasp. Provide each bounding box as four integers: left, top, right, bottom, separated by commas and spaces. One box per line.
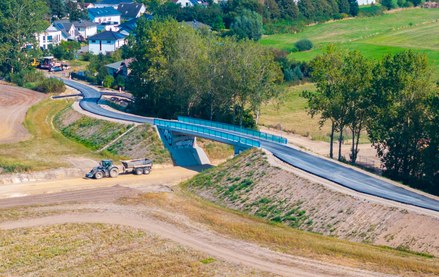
0, 84, 46, 144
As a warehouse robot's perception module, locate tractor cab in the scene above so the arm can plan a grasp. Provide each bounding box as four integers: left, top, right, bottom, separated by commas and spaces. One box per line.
100, 159, 113, 169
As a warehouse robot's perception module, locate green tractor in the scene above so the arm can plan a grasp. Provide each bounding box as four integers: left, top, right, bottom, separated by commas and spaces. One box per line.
86, 159, 119, 179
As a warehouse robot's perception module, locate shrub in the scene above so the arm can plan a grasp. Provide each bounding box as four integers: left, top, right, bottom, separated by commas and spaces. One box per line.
294, 39, 313, 52
103, 75, 114, 88
35, 77, 65, 93
116, 75, 125, 88
294, 66, 303, 80
358, 6, 384, 17
284, 69, 296, 82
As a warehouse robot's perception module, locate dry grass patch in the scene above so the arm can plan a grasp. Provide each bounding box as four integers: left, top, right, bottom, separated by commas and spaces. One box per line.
0, 223, 273, 276
196, 138, 234, 162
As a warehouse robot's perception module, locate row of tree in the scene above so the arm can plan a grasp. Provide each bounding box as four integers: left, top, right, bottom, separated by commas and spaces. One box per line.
123, 17, 284, 127
150, 0, 361, 39
45, 0, 90, 21
305, 44, 439, 193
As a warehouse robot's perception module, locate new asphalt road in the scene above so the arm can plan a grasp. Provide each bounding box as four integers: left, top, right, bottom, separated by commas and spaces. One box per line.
62, 78, 439, 212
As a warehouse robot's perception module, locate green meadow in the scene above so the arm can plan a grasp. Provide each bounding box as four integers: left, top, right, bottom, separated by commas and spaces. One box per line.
260, 8, 439, 68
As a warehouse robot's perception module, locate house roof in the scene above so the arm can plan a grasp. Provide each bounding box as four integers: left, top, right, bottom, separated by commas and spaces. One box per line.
95, 0, 133, 5
72, 19, 98, 28
53, 20, 75, 39
105, 60, 123, 70
171, 0, 199, 5
122, 58, 135, 67
117, 3, 144, 19
117, 13, 153, 33
88, 7, 122, 18
88, 30, 126, 41
184, 20, 211, 30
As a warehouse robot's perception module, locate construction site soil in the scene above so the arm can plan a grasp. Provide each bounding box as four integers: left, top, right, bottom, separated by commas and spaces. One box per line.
0, 84, 46, 144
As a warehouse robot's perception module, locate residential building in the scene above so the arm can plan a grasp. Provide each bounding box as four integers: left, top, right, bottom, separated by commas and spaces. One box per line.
53, 20, 77, 40
36, 25, 63, 50
88, 7, 122, 25
88, 31, 126, 54
184, 20, 211, 31
117, 3, 145, 21
79, 2, 96, 9
73, 20, 98, 40
171, 0, 199, 7
94, 0, 133, 9
105, 58, 134, 77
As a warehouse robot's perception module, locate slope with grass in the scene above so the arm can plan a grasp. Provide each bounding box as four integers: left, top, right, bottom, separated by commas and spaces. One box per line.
261, 8, 439, 67
184, 148, 439, 258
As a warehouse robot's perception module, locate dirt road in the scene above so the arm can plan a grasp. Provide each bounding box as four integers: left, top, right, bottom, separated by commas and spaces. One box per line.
0, 211, 393, 277
0, 165, 205, 198
0, 84, 46, 144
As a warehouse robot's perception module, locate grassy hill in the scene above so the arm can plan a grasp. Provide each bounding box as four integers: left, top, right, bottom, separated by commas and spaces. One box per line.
260, 8, 439, 68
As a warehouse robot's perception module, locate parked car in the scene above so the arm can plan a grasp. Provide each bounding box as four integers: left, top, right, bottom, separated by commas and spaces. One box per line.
49, 66, 63, 72
61, 64, 70, 70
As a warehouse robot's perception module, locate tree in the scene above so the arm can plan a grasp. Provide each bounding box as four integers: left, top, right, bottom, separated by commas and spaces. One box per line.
45, 0, 66, 18
328, 0, 340, 17
381, 0, 395, 10
103, 75, 114, 88
298, 0, 315, 20
338, 0, 350, 14
66, 0, 89, 22
277, 0, 299, 20
230, 9, 263, 41
0, 0, 49, 74
367, 51, 438, 190
264, 0, 281, 20
348, 0, 359, 17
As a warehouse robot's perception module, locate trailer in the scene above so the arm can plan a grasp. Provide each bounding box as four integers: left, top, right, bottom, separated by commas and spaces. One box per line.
121, 158, 153, 175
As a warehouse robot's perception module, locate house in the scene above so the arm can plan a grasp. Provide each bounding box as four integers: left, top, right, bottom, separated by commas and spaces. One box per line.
117, 3, 146, 21
184, 20, 211, 31
52, 19, 97, 41
88, 31, 126, 54
36, 25, 63, 50
72, 20, 98, 40
52, 20, 78, 41
171, 0, 199, 7
94, 0, 133, 9
117, 13, 153, 36
79, 2, 96, 9
88, 7, 122, 25
105, 58, 134, 77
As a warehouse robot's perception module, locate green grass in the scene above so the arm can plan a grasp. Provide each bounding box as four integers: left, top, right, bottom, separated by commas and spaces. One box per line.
260, 9, 439, 68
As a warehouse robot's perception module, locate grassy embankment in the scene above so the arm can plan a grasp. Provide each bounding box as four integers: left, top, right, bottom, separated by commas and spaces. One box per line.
0, 99, 116, 173
260, 8, 439, 68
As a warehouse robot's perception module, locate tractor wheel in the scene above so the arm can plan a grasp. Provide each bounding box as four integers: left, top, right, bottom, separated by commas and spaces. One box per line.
135, 168, 143, 175
143, 168, 150, 175
110, 167, 119, 178
95, 171, 103, 179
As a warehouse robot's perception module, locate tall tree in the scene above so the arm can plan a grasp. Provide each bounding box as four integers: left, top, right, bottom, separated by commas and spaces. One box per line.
348, 0, 359, 17
264, 0, 281, 20
367, 51, 438, 188
277, 0, 299, 20
381, 0, 395, 10
328, 0, 340, 17
66, 0, 89, 22
338, 0, 350, 14
230, 9, 263, 41
0, 0, 49, 74
298, 0, 315, 20
45, 0, 66, 19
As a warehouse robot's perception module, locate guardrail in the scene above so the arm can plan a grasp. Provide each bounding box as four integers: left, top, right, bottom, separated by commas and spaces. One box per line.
154, 119, 261, 148
178, 116, 287, 144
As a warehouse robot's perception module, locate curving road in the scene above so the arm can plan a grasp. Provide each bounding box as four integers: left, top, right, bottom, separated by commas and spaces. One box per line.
62, 78, 439, 212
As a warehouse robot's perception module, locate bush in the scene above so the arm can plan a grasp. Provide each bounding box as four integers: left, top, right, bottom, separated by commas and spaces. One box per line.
35, 77, 65, 93
284, 69, 296, 81
294, 39, 313, 52
103, 75, 114, 88
116, 75, 125, 88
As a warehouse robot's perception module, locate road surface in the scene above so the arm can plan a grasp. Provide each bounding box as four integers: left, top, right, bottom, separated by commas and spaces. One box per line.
62, 78, 439, 212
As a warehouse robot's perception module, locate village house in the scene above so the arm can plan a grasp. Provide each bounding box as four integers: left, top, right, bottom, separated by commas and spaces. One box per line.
117, 3, 146, 21
88, 31, 126, 54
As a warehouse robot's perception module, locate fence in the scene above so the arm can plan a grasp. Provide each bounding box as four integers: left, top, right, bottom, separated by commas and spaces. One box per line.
340, 154, 382, 173
178, 116, 287, 144
154, 119, 261, 148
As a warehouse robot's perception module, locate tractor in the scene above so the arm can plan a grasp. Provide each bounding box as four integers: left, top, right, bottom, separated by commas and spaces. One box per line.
86, 159, 119, 179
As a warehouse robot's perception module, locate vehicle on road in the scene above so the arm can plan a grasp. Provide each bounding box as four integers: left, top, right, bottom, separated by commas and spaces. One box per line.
86, 158, 153, 179
86, 159, 120, 179
40, 56, 61, 69
121, 158, 153, 175
49, 66, 63, 72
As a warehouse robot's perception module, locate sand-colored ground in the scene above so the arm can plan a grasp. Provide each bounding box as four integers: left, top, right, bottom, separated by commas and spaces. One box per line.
0, 84, 46, 144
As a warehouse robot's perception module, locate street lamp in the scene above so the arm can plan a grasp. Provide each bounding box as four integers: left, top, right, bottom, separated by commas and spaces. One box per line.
280, 121, 284, 138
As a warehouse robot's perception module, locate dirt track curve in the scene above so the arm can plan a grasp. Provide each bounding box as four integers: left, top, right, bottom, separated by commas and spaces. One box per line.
0, 212, 394, 277
0, 84, 46, 144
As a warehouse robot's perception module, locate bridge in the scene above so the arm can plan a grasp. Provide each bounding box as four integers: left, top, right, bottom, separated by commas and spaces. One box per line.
60, 78, 439, 212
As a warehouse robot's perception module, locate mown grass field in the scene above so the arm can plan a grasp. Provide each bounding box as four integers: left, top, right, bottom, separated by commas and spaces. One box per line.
260, 8, 439, 68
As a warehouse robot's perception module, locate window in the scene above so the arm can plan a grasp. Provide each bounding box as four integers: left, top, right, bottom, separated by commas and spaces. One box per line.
91, 40, 96, 43
43, 36, 46, 41
48, 36, 52, 42
107, 41, 111, 43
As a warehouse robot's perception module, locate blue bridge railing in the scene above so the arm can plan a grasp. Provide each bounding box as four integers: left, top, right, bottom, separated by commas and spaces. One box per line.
178, 116, 287, 144
154, 119, 261, 148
